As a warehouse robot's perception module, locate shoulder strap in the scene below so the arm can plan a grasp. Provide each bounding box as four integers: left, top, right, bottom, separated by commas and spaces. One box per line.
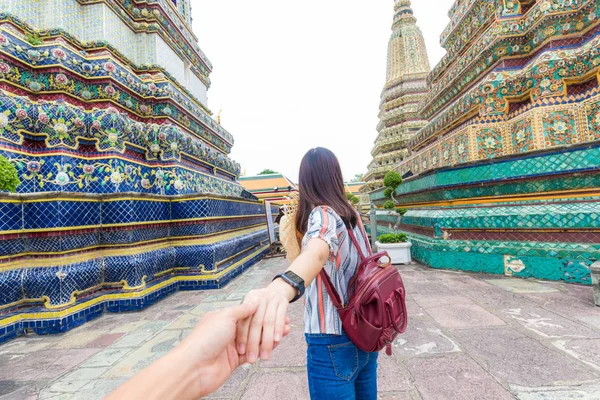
347, 228, 367, 261
319, 222, 371, 309
319, 269, 343, 309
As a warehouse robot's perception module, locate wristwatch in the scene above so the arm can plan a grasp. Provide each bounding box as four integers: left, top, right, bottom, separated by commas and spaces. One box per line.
273, 271, 305, 303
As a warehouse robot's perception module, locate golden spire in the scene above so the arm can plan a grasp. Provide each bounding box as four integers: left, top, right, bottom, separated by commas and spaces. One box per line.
217, 109, 222, 125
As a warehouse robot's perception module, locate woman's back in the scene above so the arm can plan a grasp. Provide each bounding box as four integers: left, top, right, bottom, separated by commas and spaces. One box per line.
302, 206, 371, 335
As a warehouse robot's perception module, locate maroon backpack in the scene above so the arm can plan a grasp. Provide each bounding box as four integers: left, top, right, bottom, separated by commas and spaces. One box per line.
319, 228, 408, 356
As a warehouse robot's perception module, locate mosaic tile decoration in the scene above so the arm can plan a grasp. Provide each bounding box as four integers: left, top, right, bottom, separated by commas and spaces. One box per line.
370, 223, 598, 286
372, 144, 600, 203
0, 0, 274, 345
367, 0, 600, 295
0, 243, 270, 344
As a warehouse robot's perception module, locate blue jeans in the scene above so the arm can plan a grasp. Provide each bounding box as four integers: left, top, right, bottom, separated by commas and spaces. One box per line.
305, 332, 378, 400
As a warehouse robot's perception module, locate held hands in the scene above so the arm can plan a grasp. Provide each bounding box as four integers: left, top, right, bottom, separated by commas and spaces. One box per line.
178, 302, 291, 398
236, 278, 297, 363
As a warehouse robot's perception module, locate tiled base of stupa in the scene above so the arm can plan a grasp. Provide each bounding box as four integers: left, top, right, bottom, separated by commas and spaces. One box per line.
0, 193, 276, 344
371, 144, 600, 286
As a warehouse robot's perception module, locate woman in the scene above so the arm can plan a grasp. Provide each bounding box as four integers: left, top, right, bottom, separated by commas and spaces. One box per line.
236, 147, 377, 400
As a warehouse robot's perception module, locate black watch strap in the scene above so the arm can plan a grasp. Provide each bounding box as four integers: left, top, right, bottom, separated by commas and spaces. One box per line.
273, 271, 305, 303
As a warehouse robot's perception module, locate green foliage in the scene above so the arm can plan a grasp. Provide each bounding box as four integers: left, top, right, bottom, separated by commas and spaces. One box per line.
346, 192, 360, 205
258, 169, 277, 175
397, 208, 408, 215
383, 171, 402, 190
0, 156, 21, 193
383, 187, 393, 199
383, 200, 395, 210
378, 233, 408, 244
25, 32, 43, 46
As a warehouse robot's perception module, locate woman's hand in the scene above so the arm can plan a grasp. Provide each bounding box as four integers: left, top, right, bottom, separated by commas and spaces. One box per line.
236, 279, 297, 363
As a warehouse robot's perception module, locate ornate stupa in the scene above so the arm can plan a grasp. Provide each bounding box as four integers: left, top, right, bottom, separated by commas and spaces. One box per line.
370, 0, 600, 287
363, 0, 430, 192
0, 0, 276, 343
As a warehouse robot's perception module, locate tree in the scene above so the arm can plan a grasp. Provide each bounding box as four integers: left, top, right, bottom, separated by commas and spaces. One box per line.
258, 169, 277, 175
382, 170, 406, 233
383, 171, 402, 204
350, 173, 364, 183
0, 155, 20, 193
346, 192, 360, 205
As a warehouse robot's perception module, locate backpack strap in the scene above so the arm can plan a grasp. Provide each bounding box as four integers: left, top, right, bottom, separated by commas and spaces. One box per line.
347, 228, 367, 261
319, 269, 343, 310
319, 223, 370, 310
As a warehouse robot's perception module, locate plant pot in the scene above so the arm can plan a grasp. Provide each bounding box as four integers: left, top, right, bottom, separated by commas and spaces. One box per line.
375, 241, 412, 265
591, 262, 600, 306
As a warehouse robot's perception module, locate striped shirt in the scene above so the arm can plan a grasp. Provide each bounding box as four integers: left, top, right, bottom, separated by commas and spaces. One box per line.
302, 206, 371, 334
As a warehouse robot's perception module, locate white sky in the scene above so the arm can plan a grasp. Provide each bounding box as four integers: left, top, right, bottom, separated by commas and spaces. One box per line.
192, 0, 455, 182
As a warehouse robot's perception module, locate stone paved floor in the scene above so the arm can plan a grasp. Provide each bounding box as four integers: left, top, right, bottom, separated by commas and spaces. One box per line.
1, 258, 600, 399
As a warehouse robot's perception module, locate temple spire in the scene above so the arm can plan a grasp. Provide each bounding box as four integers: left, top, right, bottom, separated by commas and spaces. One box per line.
393, 0, 417, 26
362, 0, 431, 191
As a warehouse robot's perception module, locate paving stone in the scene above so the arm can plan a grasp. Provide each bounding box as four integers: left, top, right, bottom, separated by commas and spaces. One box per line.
0, 381, 43, 400
426, 304, 506, 328
577, 315, 600, 331
206, 364, 253, 398
37, 390, 72, 400
411, 294, 474, 309
0, 338, 56, 355
487, 279, 560, 294
71, 379, 126, 400
108, 320, 149, 334
404, 300, 429, 320
53, 330, 105, 349
110, 331, 156, 348
103, 331, 183, 378
151, 310, 185, 322
404, 354, 513, 400
378, 390, 422, 400
502, 307, 600, 339
164, 313, 202, 330
0, 349, 100, 381
81, 348, 133, 368
453, 327, 599, 386
44, 380, 89, 394
259, 328, 306, 368
85, 333, 125, 348
58, 367, 109, 382
0, 382, 20, 397
188, 300, 242, 316
460, 285, 527, 309
512, 383, 600, 399
240, 371, 309, 400
553, 339, 600, 372
377, 353, 414, 392
392, 318, 461, 358
404, 281, 456, 297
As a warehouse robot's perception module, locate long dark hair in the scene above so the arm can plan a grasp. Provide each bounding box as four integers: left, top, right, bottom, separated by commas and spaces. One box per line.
296, 147, 357, 234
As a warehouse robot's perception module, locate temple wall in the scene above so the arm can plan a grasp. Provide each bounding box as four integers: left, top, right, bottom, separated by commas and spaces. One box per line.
370, 0, 600, 284
0, 1, 266, 344
1, 0, 209, 104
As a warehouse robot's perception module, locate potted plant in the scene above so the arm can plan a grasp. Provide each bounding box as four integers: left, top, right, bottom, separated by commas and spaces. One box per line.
376, 233, 412, 264
0, 155, 20, 193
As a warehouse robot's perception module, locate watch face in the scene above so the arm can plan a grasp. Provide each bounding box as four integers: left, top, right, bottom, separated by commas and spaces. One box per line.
285, 271, 304, 286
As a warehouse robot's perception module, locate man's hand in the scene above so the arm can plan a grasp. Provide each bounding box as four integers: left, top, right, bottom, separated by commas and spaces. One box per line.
108, 302, 291, 400
180, 302, 291, 398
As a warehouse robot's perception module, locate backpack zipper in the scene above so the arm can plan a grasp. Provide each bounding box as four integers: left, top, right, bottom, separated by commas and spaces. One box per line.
353, 266, 393, 307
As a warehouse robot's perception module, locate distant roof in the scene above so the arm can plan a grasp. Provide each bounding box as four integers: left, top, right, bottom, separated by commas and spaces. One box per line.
238, 174, 298, 192
345, 182, 365, 194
